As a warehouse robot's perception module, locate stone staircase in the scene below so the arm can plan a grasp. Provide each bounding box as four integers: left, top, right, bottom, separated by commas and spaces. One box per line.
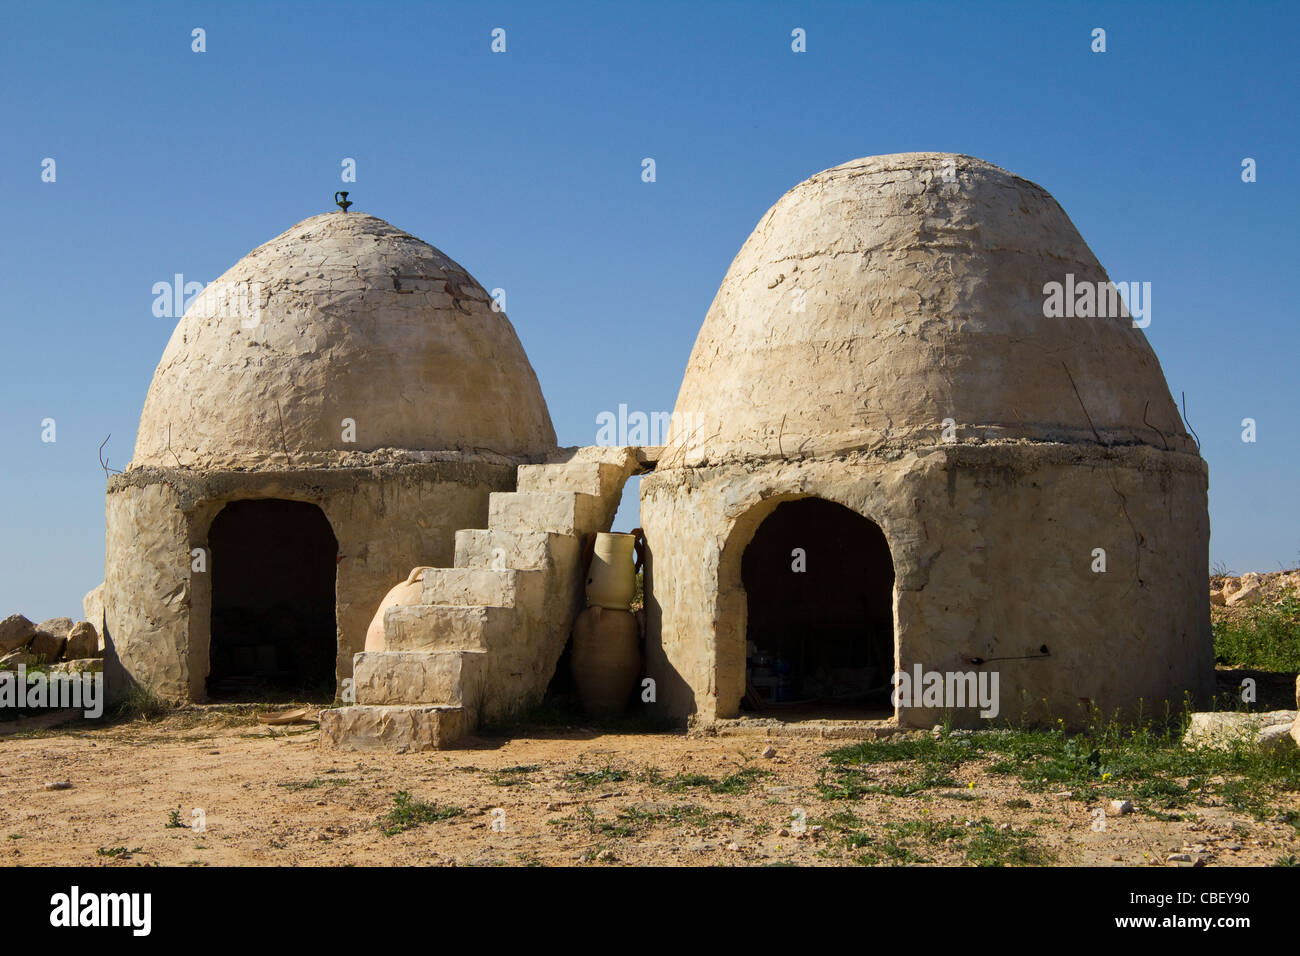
320, 447, 642, 751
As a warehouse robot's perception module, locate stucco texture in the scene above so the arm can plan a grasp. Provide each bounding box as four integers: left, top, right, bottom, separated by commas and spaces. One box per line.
103, 462, 515, 701
643, 444, 1212, 727
642, 153, 1213, 728
664, 153, 1191, 466
133, 212, 555, 470
103, 211, 558, 703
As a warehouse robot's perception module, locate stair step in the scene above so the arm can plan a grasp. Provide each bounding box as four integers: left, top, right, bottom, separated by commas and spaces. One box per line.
319, 704, 467, 752
516, 461, 628, 498
382, 603, 509, 652
488, 491, 605, 536
454, 528, 580, 571
420, 567, 542, 608
352, 650, 485, 708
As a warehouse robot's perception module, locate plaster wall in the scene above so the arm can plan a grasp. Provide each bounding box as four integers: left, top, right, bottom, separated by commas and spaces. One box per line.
641, 442, 1212, 728
102, 460, 515, 701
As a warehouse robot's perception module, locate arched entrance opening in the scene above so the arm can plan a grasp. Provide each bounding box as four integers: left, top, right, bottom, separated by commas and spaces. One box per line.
739, 497, 894, 719
207, 499, 338, 700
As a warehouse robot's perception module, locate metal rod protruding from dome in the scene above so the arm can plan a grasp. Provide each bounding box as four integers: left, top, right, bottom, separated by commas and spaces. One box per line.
334, 191, 352, 212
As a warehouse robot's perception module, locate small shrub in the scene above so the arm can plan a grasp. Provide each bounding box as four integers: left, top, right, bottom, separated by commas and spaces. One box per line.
377, 791, 462, 836
486, 765, 542, 787
112, 684, 170, 722
96, 846, 142, 859
566, 766, 629, 788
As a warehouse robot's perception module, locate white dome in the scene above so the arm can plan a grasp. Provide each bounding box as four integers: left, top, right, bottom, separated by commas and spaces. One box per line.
134, 212, 555, 469
667, 153, 1191, 464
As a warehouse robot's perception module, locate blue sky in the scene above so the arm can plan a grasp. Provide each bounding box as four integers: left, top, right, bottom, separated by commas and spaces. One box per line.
1, 0, 1296, 621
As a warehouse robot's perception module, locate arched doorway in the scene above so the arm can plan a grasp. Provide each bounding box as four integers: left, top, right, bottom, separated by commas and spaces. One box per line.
207, 499, 338, 700
739, 498, 893, 718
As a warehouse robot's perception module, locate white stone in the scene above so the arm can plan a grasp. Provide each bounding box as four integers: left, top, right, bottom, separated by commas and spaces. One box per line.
488, 491, 605, 536
382, 604, 503, 653
454, 529, 578, 572
1225, 584, 1264, 607
421, 567, 542, 608
1183, 711, 1297, 753
319, 704, 466, 752
351, 650, 484, 709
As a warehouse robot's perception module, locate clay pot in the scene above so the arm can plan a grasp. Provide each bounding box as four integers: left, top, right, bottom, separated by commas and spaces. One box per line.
585, 532, 637, 610
570, 606, 642, 716
364, 567, 433, 651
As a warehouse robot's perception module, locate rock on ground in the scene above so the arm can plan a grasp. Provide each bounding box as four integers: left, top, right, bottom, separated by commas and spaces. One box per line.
1184, 711, 1298, 754
63, 622, 100, 660
82, 583, 105, 640
0, 614, 36, 655
34, 618, 75, 641
1212, 570, 1299, 611
47, 659, 103, 675
27, 617, 76, 663
1226, 584, 1264, 607
1294, 678, 1300, 749
0, 648, 36, 669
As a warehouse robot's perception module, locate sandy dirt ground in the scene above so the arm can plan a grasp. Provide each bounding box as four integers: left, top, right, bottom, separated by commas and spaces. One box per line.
1, 708, 1296, 867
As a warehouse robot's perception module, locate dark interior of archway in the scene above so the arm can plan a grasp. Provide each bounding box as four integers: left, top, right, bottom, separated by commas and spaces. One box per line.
208, 499, 338, 701
741, 498, 893, 718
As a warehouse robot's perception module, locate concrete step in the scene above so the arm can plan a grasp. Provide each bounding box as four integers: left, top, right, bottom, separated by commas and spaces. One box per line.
488, 491, 605, 536
454, 528, 580, 571
319, 704, 467, 752
352, 650, 485, 708
420, 567, 543, 608
382, 603, 509, 652
516, 461, 628, 498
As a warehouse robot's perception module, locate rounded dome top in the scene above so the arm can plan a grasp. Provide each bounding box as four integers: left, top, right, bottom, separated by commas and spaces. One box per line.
665, 153, 1192, 465
133, 212, 556, 469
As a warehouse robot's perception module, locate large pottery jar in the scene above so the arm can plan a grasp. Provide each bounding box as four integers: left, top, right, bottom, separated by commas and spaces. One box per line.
363, 567, 433, 652
586, 532, 637, 610
571, 606, 642, 716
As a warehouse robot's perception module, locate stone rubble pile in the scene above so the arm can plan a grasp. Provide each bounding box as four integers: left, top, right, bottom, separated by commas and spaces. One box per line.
1210, 569, 1300, 608
0, 612, 105, 674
